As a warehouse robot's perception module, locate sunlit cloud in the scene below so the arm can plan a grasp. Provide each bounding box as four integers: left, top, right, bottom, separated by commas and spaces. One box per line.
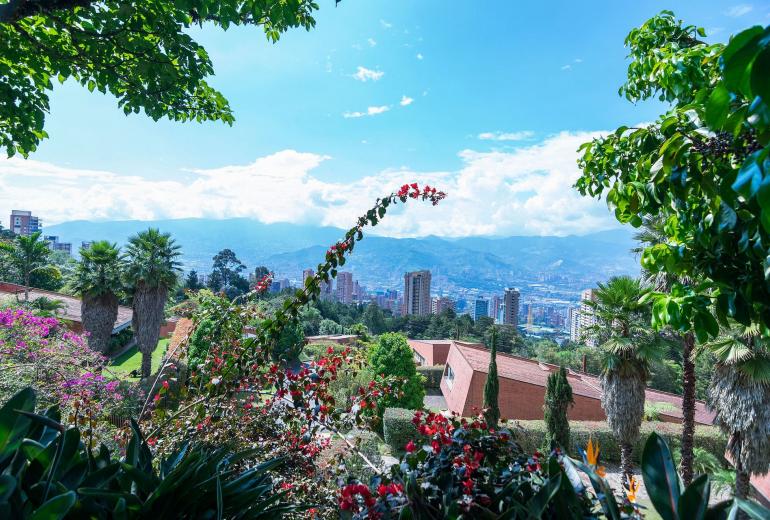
0, 132, 619, 237
342, 105, 391, 118
726, 4, 752, 17
352, 66, 384, 82
477, 131, 534, 142
400, 95, 414, 106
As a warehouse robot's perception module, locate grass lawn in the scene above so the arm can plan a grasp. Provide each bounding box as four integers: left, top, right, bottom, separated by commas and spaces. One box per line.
107, 338, 169, 381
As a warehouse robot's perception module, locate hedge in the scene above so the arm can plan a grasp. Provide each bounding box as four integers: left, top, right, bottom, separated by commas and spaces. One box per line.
383, 407, 417, 452
417, 365, 444, 390
510, 420, 727, 463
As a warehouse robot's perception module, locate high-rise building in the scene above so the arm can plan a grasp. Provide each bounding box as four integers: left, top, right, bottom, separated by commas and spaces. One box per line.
472, 298, 489, 321
403, 270, 432, 316
336, 272, 354, 304
568, 307, 580, 342
578, 289, 597, 346
9, 210, 41, 236
302, 268, 315, 287
431, 296, 455, 315
81, 241, 94, 251
503, 288, 520, 327
489, 295, 502, 322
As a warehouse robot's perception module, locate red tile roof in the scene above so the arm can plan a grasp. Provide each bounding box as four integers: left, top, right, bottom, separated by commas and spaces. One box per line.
451, 341, 715, 425
0, 281, 132, 332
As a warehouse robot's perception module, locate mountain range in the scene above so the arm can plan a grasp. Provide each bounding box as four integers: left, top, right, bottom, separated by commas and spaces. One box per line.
44, 218, 640, 293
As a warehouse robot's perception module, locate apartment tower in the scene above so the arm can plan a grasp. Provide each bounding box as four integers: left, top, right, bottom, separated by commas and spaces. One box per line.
403, 270, 432, 316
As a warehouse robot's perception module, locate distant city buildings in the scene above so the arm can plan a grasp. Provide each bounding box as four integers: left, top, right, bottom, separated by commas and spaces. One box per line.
503, 288, 520, 328
568, 307, 580, 342
472, 297, 489, 321
403, 270, 432, 316
9, 210, 41, 237
81, 241, 94, 251
44, 235, 72, 256
578, 288, 597, 346
336, 271, 354, 304
302, 268, 314, 286
489, 295, 501, 322
431, 296, 455, 315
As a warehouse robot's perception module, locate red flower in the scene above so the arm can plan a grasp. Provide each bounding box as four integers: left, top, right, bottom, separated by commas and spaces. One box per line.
147, 437, 157, 447
162, 380, 169, 390
405, 440, 416, 453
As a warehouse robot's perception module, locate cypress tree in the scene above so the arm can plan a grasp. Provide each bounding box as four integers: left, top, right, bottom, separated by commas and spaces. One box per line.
483, 327, 500, 429
544, 366, 574, 452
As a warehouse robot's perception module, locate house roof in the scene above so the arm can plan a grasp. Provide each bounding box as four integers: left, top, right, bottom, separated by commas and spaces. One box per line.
0, 281, 132, 333
450, 341, 715, 425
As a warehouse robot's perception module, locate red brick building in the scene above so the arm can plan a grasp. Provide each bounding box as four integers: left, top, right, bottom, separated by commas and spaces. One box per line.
431, 341, 714, 425
408, 339, 451, 366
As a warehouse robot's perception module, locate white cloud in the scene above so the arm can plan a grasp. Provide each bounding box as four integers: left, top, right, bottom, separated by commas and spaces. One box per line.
343, 105, 391, 118
0, 132, 619, 237
726, 4, 752, 16
416, 53, 424, 60
561, 64, 572, 71
352, 66, 384, 82
477, 131, 534, 142
367, 38, 377, 47
400, 95, 414, 106
573, 58, 583, 63
380, 19, 392, 29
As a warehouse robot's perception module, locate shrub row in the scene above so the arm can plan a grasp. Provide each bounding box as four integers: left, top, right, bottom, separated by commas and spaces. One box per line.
510, 420, 727, 463
383, 407, 417, 452
416, 365, 444, 390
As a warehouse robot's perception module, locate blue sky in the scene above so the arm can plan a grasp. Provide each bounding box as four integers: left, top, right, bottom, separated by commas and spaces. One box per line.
1, 1, 767, 236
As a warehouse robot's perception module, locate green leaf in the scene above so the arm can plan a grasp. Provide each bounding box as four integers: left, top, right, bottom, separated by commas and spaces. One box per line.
734, 498, 770, 520
677, 474, 710, 520
732, 156, 763, 199
751, 44, 770, 103
705, 84, 731, 129
642, 432, 680, 520
0, 388, 35, 460
30, 491, 76, 520
0, 475, 16, 502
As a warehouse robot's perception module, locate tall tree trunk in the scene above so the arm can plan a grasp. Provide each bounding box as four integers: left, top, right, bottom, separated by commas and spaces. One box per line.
680, 331, 696, 486
620, 442, 634, 484
81, 292, 119, 353
132, 283, 167, 379
24, 272, 30, 301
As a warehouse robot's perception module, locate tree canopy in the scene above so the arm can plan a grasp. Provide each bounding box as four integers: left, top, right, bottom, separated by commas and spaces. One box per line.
576, 12, 770, 340
0, 0, 324, 157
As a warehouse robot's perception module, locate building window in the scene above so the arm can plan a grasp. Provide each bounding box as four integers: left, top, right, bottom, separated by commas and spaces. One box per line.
444, 364, 455, 388
414, 352, 425, 366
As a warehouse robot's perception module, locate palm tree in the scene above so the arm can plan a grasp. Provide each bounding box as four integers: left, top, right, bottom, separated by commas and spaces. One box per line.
703, 323, 770, 499
71, 241, 123, 353
28, 296, 66, 317
124, 229, 181, 379
0, 231, 50, 301
585, 276, 667, 482
633, 217, 699, 485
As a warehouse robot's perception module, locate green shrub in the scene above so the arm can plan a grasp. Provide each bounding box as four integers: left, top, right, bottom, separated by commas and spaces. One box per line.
511, 420, 727, 464
383, 407, 417, 452
369, 333, 425, 415
416, 365, 444, 390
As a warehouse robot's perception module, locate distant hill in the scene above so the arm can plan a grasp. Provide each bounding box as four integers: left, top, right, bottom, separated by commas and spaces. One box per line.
45, 218, 639, 293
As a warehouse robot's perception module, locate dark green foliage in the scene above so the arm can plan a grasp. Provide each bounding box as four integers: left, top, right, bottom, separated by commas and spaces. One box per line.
513, 420, 727, 465
0, 388, 302, 518
639, 433, 770, 520
184, 270, 203, 291
207, 248, 249, 299
0, 0, 321, 157
272, 321, 305, 366
544, 366, 574, 452
416, 365, 444, 391
369, 333, 425, 415
382, 407, 417, 452
482, 327, 500, 429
